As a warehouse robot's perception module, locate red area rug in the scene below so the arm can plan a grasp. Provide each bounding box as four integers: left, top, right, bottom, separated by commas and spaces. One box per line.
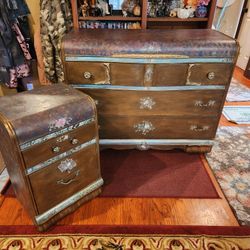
100, 149, 218, 198
3, 149, 218, 198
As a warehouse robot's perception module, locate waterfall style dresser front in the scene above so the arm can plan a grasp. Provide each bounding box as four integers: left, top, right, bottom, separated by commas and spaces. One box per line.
62, 29, 238, 152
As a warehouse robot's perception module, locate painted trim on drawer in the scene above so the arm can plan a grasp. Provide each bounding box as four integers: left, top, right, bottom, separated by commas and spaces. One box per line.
20, 118, 95, 151
65, 56, 234, 64
25, 139, 97, 175
35, 178, 104, 225
100, 139, 214, 146
72, 85, 225, 91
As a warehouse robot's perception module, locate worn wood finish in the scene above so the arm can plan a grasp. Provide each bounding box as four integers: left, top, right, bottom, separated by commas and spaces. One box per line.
82, 89, 225, 116
99, 115, 218, 139
0, 84, 102, 231
110, 63, 144, 86
65, 62, 108, 84
189, 63, 233, 85
153, 64, 189, 86
22, 122, 96, 168
30, 144, 100, 214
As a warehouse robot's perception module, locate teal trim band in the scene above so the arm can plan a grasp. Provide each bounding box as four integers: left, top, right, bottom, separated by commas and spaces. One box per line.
72, 85, 225, 91
65, 56, 233, 64
100, 139, 214, 146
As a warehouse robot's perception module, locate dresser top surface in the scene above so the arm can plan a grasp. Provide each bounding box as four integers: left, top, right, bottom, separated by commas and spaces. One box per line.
0, 84, 95, 145
63, 29, 238, 58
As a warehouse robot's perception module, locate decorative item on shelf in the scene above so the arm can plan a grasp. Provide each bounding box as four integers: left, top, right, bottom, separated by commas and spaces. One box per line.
147, 0, 157, 17
156, 0, 167, 17
81, 0, 90, 17
195, 0, 210, 17
121, 0, 141, 17
96, 0, 110, 16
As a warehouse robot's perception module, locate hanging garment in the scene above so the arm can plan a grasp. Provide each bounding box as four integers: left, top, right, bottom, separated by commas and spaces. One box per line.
0, 0, 31, 88
40, 0, 72, 83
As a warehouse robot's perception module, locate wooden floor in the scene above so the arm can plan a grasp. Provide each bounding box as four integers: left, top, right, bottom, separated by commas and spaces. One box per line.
0, 67, 249, 227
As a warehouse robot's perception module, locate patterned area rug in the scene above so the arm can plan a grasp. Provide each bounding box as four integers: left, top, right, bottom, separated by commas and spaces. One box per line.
0, 225, 250, 249
206, 126, 250, 225
226, 78, 250, 102
223, 106, 250, 124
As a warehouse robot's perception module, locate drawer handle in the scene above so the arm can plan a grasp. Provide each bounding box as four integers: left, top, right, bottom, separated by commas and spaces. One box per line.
134, 121, 155, 135
139, 97, 156, 110
190, 125, 209, 132
83, 71, 92, 79
71, 138, 79, 145
52, 146, 61, 153
57, 170, 80, 185
195, 100, 216, 108
207, 72, 215, 80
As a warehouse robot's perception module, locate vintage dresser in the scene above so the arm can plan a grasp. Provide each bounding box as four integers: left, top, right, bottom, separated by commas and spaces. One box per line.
62, 29, 238, 152
0, 84, 103, 231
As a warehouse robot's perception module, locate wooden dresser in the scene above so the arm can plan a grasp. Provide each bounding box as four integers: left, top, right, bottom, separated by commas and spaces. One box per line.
62, 29, 238, 152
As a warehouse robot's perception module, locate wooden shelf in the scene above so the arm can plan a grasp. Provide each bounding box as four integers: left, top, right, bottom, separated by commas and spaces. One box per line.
79, 16, 142, 21
71, 0, 216, 29
147, 17, 208, 22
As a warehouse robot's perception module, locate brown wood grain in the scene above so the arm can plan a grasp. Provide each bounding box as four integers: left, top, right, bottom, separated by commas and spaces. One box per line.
29, 144, 101, 214
98, 115, 218, 139
189, 63, 233, 85
22, 122, 96, 168
65, 62, 108, 84
82, 89, 225, 117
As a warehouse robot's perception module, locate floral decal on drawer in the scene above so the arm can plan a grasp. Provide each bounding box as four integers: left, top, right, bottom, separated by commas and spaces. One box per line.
49, 117, 73, 131
58, 158, 77, 173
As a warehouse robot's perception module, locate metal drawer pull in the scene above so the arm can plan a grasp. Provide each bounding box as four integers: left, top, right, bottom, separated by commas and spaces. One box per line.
52, 146, 61, 153
134, 121, 155, 135
71, 138, 79, 145
195, 100, 216, 108
139, 97, 156, 110
207, 72, 215, 80
190, 125, 209, 132
57, 170, 80, 185
83, 71, 92, 79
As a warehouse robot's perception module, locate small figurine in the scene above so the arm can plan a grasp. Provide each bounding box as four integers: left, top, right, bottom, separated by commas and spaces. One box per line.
81, 0, 89, 17
121, 0, 140, 17
96, 0, 110, 16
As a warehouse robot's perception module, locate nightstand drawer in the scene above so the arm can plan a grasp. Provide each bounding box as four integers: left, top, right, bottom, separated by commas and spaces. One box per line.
22, 120, 97, 168
29, 143, 100, 214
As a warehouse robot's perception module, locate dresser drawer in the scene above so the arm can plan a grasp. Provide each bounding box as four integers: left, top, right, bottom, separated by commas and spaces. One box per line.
188, 63, 233, 85
29, 143, 100, 214
22, 121, 97, 168
99, 115, 218, 139
65, 62, 109, 84
81, 89, 225, 117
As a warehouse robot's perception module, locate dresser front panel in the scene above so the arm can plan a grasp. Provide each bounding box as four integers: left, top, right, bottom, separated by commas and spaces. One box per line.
29, 143, 100, 214
99, 115, 218, 140
81, 88, 225, 117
